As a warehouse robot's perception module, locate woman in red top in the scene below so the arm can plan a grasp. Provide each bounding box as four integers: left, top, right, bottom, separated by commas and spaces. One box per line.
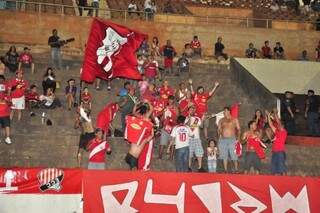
0, 93, 12, 144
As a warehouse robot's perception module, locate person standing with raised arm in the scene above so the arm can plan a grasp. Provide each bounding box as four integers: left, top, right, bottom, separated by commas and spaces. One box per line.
189, 78, 219, 141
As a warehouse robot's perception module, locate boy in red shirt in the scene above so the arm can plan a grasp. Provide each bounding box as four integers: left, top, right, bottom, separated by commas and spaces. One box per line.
266, 109, 287, 175
261, 40, 272, 59
8, 70, 28, 121
189, 79, 220, 140
190, 35, 202, 57
87, 129, 112, 170
0, 93, 12, 144
26, 84, 40, 116
18, 47, 35, 74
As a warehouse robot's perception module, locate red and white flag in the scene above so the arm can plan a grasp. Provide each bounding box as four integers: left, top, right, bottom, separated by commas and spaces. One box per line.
81, 19, 147, 82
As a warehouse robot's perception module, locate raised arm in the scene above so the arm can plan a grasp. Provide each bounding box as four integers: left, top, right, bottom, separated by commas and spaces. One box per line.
188, 79, 194, 93
209, 82, 220, 97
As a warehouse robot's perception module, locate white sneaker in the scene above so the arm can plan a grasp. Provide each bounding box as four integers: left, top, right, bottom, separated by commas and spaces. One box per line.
5, 137, 12, 145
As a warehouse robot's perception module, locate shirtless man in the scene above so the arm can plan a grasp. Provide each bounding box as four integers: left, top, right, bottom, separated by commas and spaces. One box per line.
125, 102, 154, 170
218, 107, 241, 172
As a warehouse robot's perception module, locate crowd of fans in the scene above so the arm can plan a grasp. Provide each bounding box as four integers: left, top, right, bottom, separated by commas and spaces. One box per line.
0, 24, 319, 175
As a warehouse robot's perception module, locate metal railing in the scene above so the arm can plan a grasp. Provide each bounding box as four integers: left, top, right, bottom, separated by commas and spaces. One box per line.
0, 0, 319, 30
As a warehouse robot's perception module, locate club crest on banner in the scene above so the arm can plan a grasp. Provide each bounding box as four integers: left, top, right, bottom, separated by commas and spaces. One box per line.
97, 27, 129, 74
37, 168, 64, 192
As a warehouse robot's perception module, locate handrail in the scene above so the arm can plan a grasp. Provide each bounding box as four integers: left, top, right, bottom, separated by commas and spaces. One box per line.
1, 0, 319, 29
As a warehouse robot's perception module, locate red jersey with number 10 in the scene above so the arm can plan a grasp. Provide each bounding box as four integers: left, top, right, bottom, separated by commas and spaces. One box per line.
125, 116, 153, 145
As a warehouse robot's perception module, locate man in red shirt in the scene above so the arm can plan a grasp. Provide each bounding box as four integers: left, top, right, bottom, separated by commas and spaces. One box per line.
158, 80, 175, 105
8, 70, 28, 121
96, 102, 119, 138
18, 47, 35, 74
190, 35, 202, 57
144, 55, 158, 83
0, 93, 12, 144
87, 129, 112, 170
261, 40, 272, 59
151, 94, 166, 128
159, 95, 178, 159
189, 79, 220, 140
267, 109, 287, 175
125, 102, 154, 170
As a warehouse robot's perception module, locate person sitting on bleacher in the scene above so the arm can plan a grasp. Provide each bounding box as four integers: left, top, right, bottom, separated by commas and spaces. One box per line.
214, 37, 228, 62
40, 88, 62, 109
246, 43, 258, 58
128, 0, 138, 17
177, 53, 190, 74
190, 36, 202, 58
26, 84, 40, 116
261, 40, 272, 59
274, 42, 285, 59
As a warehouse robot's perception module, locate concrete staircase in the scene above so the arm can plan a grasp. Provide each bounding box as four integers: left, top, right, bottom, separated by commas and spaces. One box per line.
0, 57, 319, 176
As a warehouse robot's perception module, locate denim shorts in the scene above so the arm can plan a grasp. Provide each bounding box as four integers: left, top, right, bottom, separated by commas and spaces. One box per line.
218, 137, 237, 161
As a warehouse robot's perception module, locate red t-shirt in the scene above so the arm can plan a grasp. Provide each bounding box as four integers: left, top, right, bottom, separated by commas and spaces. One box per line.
159, 86, 174, 104
0, 102, 10, 117
152, 98, 165, 117
193, 92, 211, 118
272, 129, 287, 152
179, 99, 193, 117
256, 117, 265, 130
125, 116, 153, 145
81, 92, 92, 103
87, 139, 110, 163
26, 91, 39, 101
9, 79, 28, 99
144, 62, 157, 78
190, 40, 201, 49
19, 53, 33, 64
247, 136, 265, 159
96, 103, 119, 132
141, 89, 156, 103
163, 105, 178, 133
262, 46, 271, 57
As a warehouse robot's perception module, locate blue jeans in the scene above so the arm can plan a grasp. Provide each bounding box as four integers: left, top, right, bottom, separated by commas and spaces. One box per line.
51, 48, 62, 70
207, 159, 217, 173
175, 146, 189, 172
307, 112, 319, 136
271, 151, 286, 175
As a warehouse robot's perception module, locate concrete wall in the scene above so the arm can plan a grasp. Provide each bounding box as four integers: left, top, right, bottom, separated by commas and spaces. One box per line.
0, 11, 319, 59
230, 58, 279, 111
235, 58, 320, 95
186, 6, 253, 18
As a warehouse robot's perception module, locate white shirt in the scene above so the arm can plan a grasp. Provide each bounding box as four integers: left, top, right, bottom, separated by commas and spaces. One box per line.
171, 124, 193, 149
185, 116, 202, 139
144, 0, 152, 9
128, 3, 137, 10
207, 147, 217, 160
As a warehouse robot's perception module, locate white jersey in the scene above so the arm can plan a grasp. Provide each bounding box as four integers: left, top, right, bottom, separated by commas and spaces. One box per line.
185, 116, 202, 139
171, 124, 193, 149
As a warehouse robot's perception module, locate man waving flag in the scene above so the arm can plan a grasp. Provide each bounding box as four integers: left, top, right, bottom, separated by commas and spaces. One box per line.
81, 19, 147, 82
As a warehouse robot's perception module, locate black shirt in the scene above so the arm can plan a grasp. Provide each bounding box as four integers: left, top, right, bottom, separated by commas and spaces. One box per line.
215, 42, 224, 55
307, 95, 319, 112
48, 35, 61, 48
282, 97, 295, 115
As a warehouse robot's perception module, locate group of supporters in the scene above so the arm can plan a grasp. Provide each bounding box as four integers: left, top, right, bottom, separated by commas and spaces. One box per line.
78, 75, 287, 175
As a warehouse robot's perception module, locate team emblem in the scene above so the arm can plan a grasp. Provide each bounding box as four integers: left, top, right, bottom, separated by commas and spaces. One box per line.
37, 168, 64, 192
